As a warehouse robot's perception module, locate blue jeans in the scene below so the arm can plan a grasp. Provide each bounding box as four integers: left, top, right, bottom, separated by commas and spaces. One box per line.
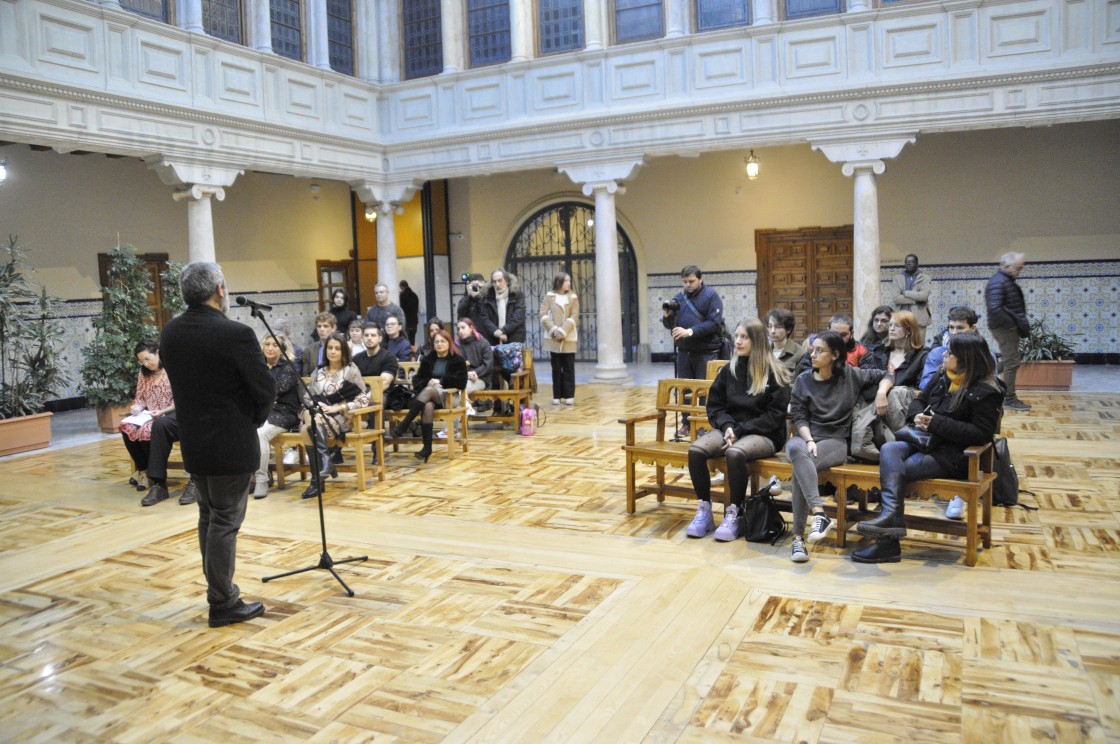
196, 473, 252, 610
878, 441, 961, 496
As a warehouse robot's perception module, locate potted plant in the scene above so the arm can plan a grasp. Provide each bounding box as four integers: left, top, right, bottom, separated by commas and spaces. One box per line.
1016, 317, 1077, 391
80, 245, 158, 432
0, 236, 68, 455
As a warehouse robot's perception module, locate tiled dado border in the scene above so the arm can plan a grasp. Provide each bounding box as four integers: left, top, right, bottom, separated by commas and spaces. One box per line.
50, 290, 322, 403
646, 260, 1120, 361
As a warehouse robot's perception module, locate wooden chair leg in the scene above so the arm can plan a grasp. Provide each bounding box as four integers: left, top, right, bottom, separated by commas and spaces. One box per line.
375, 438, 386, 481
965, 494, 979, 567
626, 455, 637, 514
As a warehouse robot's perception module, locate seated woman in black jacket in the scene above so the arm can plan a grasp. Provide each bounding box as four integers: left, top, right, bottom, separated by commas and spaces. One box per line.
686, 319, 790, 541
853, 333, 1003, 563
389, 329, 468, 462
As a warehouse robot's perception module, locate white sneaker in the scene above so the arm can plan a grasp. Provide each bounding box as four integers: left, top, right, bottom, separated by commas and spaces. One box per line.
807, 513, 834, 544
282, 448, 299, 466
436, 430, 448, 439
713, 504, 741, 542
562, 398, 575, 405
790, 535, 809, 562
552, 398, 561, 405
945, 496, 965, 520
685, 501, 715, 538
710, 472, 725, 485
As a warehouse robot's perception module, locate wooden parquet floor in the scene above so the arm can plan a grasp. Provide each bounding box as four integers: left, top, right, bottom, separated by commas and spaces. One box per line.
0, 386, 1118, 743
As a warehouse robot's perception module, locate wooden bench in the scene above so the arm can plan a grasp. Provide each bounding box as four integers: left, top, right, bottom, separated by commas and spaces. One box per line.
469, 349, 534, 430
619, 378, 730, 512
385, 362, 469, 460
272, 379, 386, 491
745, 442, 996, 566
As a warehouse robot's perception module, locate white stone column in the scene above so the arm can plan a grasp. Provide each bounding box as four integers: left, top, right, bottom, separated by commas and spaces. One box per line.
177, 0, 204, 33
559, 159, 645, 383
752, 0, 774, 25
665, 0, 688, 37
351, 180, 424, 304
812, 135, 915, 330
441, 0, 465, 73
584, 0, 605, 51
356, 0, 380, 81
510, 0, 533, 62
378, 0, 402, 82
144, 157, 243, 264
173, 186, 225, 263
248, 0, 273, 53
306, 0, 331, 69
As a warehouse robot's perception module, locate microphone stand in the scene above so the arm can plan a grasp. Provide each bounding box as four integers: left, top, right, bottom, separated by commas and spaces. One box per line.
667, 310, 685, 443
247, 305, 367, 596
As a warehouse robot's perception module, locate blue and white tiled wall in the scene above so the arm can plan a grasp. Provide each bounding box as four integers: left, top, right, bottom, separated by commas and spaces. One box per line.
648, 260, 1120, 359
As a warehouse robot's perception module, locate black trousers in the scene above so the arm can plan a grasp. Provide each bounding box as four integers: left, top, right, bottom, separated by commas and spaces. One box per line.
147, 413, 180, 481
121, 433, 151, 471
550, 352, 576, 399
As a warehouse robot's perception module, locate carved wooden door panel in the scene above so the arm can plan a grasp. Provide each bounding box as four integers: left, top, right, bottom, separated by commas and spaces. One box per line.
756, 226, 854, 339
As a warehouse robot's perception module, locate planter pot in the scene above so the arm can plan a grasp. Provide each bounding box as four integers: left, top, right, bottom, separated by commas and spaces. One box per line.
96, 404, 131, 434
0, 411, 53, 457
1017, 360, 1075, 391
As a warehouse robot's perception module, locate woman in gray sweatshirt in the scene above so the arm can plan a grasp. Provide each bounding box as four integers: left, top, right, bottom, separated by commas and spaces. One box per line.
785, 331, 894, 563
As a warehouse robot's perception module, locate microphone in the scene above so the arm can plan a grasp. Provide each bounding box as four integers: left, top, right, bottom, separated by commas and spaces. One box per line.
236, 295, 273, 312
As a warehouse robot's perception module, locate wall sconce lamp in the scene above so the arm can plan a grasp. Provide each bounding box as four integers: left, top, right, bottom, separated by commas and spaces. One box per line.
586, 218, 595, 228
744, 150, 760, 180
0, 159, 7, 185
364, 205, 376, 222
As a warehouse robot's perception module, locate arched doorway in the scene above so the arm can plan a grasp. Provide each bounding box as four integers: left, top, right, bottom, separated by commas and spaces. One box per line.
505, 202, 639, 363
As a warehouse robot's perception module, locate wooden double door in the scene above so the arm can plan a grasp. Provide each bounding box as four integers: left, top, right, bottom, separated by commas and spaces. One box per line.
755, 226, 854, 339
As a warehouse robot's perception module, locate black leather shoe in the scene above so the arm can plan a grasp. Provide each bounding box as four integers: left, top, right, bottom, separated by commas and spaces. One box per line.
208, 599, 265, 628
330, 446, 344, 464
302, 482, 320, 499
141, 483, 170, 507
851, 538, 902, 564
179, 480, 200, 505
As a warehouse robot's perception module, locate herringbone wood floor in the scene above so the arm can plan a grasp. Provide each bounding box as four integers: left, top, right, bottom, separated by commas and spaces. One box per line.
0, 385, 1117, 742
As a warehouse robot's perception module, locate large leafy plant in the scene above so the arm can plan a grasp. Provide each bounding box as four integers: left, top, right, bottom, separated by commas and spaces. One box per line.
0, 235, 68, 419
1019, 317, 1077, 362
79, 245, 158, 408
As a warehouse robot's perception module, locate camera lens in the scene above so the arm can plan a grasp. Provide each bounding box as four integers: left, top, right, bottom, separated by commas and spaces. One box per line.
460, 273, 470, 282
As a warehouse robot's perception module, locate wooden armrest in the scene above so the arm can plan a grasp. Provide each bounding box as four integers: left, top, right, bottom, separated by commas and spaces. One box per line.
962, 442, 992, 482
351, 405, 382, 417
618, 412, 664, 426
619, 411, 666, 447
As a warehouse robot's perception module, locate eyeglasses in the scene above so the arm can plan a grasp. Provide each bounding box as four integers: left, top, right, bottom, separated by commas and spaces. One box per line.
809, 347, 830, 356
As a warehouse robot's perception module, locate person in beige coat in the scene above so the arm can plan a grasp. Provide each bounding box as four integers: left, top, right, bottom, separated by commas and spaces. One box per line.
540, 273, 580, 405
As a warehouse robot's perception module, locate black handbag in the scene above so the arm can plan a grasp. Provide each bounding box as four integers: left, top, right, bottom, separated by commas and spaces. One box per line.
895, 425, 933, 452
741, 476, 788, 545
384, 383, 415, 411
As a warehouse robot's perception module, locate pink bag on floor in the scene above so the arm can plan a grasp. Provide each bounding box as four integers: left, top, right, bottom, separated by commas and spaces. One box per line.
520, 406, 537, 436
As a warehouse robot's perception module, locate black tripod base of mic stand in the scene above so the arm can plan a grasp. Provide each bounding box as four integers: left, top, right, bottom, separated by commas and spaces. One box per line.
263, 551, 368, 597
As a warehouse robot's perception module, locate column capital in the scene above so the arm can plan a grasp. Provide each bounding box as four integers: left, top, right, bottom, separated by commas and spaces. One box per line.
173, 184, 227, 202
144, 156, 243, 188
810, 134, 916, 171
350, 179, 423, 209
558, 159, 644, 192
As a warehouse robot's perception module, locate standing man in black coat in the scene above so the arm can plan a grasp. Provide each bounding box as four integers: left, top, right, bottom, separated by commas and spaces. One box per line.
161, 262, 277, 628
985, 251, 1031, 411
398, 280, 420, 346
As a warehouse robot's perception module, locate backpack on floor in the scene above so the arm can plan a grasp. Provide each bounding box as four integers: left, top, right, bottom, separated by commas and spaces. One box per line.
742, 476, 788, 545
993, 437, 1037, 510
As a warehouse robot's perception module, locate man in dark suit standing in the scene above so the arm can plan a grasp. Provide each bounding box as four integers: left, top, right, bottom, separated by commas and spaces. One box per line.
161, 261, 276, 628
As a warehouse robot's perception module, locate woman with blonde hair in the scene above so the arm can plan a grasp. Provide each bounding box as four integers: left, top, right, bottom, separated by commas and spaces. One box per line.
252, 333, 300, 499
540, 272, 580, 405
686, 319, 791, 540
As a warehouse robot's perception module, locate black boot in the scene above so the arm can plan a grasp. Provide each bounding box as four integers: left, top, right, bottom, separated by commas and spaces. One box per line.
856, 488, 906, 537
313, 436, 337, 480
415, 423, 433, 463
851, 537, 902, 563
391, 400, 423, 439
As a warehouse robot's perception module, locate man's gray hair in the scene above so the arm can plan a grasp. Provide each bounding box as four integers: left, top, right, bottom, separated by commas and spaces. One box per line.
1000, 251, 1025, 268
180, 261, 225, 307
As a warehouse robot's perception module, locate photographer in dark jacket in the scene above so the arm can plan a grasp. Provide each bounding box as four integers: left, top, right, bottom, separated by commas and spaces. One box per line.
160, 261, 276, 628
985, 251, 1031, 411
661, 265, 724, 435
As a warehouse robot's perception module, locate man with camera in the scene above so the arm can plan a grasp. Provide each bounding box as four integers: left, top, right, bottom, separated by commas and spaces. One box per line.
662, 265, 725, 434
456, 273, 489, 332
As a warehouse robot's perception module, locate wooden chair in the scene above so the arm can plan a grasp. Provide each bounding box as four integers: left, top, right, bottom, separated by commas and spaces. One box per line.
706, 359, 728, 379
385, 363, 469, 460
272, 380, 386, 491
470, 348, 534, 429
619, 377, 728, 513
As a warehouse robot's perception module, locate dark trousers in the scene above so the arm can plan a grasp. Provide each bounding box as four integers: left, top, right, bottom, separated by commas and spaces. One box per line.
195, 473, 251, 610
879, 441, 960, 496
550, 352, 576, 399
147, 413, 180, 481
121, 433, 151, 471
674, 348, 718, 424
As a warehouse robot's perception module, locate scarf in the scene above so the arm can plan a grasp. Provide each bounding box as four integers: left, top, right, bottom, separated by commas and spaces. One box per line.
496, 285, 509, 329
946, 368, 965, 392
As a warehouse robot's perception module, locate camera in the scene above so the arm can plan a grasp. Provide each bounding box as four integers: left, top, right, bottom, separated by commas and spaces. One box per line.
662, 299, 681, 312
467, 281, 483, 297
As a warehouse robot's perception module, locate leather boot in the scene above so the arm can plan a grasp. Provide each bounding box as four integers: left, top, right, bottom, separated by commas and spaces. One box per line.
313, 435, 337, 479
856, 488, 906, 537
391, 400, 423, 438
851, 537, 902, 564
415, 423, 433, 462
